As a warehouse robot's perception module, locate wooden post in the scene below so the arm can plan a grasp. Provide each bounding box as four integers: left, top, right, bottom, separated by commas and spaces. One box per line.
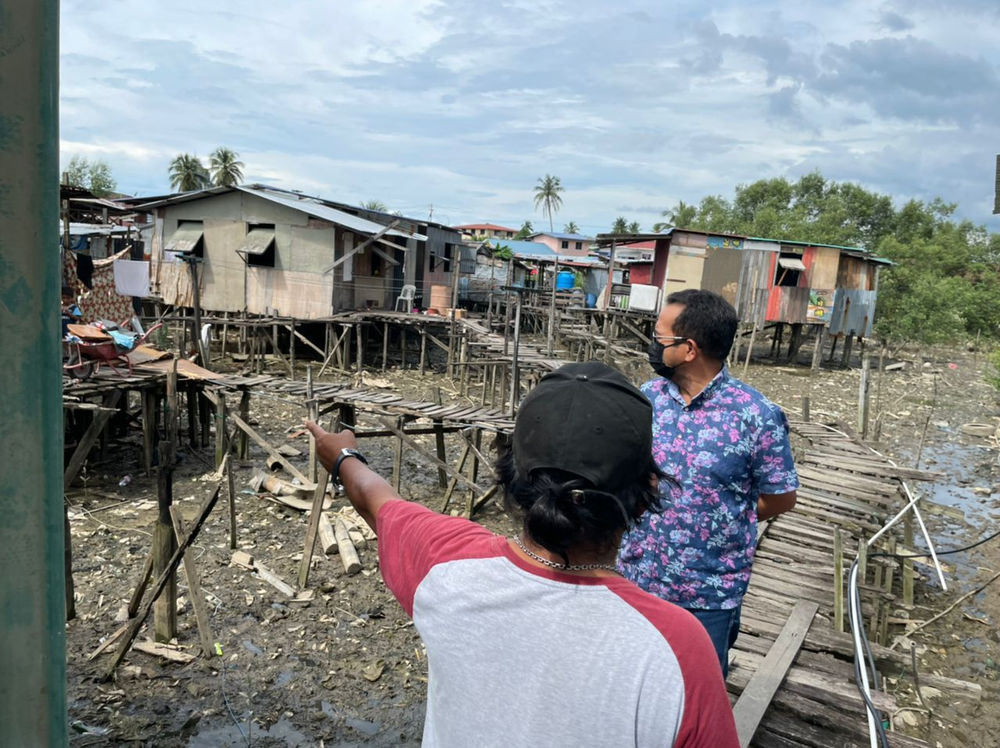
858, 353, 871, 439
392, 416, 404, 492
602, 240, 616, 311
547, 259, 559, 355
355, 322, 363, 375
460, 334, 469, 396
226, 450, 237, 550
306, 365, 317, 483
169, 507, 215, 658
185, 382, 198, 448
142, 389, 156, 477
214, 391, 226, 468
801, 395, 810, 423
833, 526, 844, 633
509, 289, 523, 416
154, 365, 179, 643
237, 389, 250, 459
811, 325, 826, 372
187, 258, 208, 365
382, 322, 389, 371
903, 514, 914, 607
419, 327, 427, 375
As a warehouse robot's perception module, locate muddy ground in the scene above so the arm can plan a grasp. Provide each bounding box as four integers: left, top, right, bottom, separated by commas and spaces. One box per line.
65, 338, 1000, 747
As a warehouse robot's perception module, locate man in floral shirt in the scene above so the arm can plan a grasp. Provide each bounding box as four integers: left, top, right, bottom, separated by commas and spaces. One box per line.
619, 289, 799, 677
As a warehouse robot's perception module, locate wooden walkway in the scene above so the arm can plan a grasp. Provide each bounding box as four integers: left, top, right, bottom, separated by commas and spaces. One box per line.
729, 420, 979, 747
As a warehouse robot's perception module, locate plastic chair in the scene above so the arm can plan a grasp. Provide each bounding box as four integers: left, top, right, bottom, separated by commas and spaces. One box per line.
394, 284, 416, 312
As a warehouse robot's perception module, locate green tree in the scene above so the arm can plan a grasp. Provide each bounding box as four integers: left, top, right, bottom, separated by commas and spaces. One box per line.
533, 174, 564, 232
653, 200, 697, 232
209, 147, 244, 187
64, 155, 118, 197
611, 217, 629, 234
360, 200, 387, 212
169, 154, 211, 192
514, 220, 534, 240
627, 220, 641, 234
492, 244, 514, 260
563, 221, 580, 234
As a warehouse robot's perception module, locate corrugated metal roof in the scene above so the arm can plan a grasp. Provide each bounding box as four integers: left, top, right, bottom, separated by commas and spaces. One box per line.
246, 188, 425, 241
750, 236, 867, 253
133, 185, 426, 241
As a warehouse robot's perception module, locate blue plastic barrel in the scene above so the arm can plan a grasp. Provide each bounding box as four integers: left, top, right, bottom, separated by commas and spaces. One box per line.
585, 293, 597, 308
556, 270, 575, 290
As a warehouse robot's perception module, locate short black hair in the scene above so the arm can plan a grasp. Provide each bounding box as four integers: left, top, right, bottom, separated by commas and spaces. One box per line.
496, 449, 666, 565
666, 289, 738, 360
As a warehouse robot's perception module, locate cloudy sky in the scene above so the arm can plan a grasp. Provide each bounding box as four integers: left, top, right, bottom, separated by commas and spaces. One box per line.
61, 0, 1000, 237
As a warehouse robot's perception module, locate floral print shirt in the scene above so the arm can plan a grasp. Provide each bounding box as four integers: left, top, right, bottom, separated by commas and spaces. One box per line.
618, 367, 799, 610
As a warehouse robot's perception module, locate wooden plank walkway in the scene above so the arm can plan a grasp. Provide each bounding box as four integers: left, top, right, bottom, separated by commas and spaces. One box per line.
730, 420, 978, 747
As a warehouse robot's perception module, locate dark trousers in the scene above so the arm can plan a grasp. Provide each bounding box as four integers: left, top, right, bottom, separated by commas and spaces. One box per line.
688, 604, 742, 679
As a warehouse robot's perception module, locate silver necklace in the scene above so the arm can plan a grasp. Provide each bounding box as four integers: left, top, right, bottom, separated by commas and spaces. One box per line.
512, 535, 618, 574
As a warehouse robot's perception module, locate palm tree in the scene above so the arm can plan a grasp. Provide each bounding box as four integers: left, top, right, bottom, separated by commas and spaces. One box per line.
360, 200, 387, 212
653, 200, 697, 232
563, 221, 580, 234
169, 154, 210, 192
533, 175, 564, 232
514, 220, 534, 240
627, 220, 641, 233
209, 147, 244, 186
611, 216, 629, 234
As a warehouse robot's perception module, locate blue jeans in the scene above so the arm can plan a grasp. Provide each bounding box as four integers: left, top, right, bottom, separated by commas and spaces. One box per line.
688, 605, 742, 679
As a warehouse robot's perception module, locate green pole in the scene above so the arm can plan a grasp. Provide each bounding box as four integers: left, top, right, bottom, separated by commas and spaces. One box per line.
0, 1, 66, 745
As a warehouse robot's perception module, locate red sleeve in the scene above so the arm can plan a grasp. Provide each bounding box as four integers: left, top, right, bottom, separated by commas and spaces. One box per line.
611, 584, 739, 747
375, 500, 502, 616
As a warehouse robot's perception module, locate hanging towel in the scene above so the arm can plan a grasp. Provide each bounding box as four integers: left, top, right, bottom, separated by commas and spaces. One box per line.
113, 259, 150, 298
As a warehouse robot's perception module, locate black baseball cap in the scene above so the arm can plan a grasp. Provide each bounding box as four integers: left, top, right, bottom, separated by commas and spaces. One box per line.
513, 361, 653, 491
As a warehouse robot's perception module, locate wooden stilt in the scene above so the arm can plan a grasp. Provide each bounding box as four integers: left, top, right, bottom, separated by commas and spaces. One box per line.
419, 328, 427, 375
392, 416, 404, 492
142, 388, 155, 477
214, 392, 226, 468
355, 323, 363, 375
382, 322, 389, 371
169, 507, 216, 658
153, 365, 179, 643
238, 389, 250, 459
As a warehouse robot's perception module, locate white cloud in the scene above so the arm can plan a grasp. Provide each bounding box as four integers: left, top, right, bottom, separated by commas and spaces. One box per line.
58, 0, 1000, 231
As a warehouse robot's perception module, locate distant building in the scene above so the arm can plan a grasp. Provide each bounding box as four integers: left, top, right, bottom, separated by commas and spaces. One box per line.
527, 231, 594, 256
137, 184, 464, 318
454, 223, 519, 241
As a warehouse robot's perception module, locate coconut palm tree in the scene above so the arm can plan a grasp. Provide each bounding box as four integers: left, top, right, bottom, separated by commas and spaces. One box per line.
533, 174, 564, 232
563, 221, 580, 234
209, 147, 244, 187
169, 154, 210, 192
360, 200, 387, 212
653, 200, 698, 232
627, 220, 641, 233
514, 220, 534, 240
611, 216, 629, 234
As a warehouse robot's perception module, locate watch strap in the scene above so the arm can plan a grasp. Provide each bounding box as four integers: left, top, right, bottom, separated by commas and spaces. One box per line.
332, 448, 368, 485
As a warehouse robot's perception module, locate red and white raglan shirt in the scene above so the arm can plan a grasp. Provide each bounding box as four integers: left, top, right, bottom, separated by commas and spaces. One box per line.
377, 500, 739, 748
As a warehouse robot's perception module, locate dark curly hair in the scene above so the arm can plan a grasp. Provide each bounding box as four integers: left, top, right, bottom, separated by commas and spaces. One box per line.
496, 449, 667, 566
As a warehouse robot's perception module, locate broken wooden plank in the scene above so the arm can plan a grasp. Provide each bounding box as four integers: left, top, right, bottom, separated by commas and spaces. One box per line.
133, 640, 196, 664
169, 506, 216, 659
733, 600, 820, 747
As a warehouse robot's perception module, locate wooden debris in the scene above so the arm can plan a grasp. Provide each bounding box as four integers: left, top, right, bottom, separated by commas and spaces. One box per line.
318, 513, 338, 555
230, 550, 295, 597
133, 641, 196, 664
334, 519, 362, 575
87, 624, 128, 661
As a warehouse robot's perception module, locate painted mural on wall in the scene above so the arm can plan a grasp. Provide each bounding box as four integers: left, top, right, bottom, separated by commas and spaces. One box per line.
806, 289, 834, 323
706, 236, 744, 250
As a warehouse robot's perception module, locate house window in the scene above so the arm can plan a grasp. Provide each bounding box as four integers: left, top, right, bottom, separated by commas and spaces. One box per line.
775, 254, 805, 287
431, 244, 452, 272
575, 241, 583, 250
243, 223, 276, 267
561, 240, 569, 249
165, 220, 204, 258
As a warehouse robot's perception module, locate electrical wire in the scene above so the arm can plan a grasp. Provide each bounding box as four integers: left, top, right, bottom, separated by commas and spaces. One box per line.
220, 659, 252, 747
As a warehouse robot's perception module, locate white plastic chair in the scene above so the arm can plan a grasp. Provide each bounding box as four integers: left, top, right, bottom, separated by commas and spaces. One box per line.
394, 284, 416, 312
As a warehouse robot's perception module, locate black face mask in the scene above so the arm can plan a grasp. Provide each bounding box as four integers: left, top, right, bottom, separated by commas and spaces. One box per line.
646, 341, 674, 379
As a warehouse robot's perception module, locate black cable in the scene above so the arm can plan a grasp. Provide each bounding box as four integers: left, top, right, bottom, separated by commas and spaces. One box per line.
220, 661, 251, 747
867, 525, 1000, 561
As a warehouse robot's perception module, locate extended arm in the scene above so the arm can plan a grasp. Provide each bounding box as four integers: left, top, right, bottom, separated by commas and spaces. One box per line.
306, 421, 399, 533
757, 490, 797, 521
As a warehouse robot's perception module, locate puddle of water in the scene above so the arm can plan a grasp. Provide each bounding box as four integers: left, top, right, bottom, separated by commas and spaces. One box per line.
188, 715, 310, 747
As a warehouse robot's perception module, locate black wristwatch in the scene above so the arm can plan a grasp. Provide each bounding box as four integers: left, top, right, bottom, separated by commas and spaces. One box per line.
332, 447, 368, 485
